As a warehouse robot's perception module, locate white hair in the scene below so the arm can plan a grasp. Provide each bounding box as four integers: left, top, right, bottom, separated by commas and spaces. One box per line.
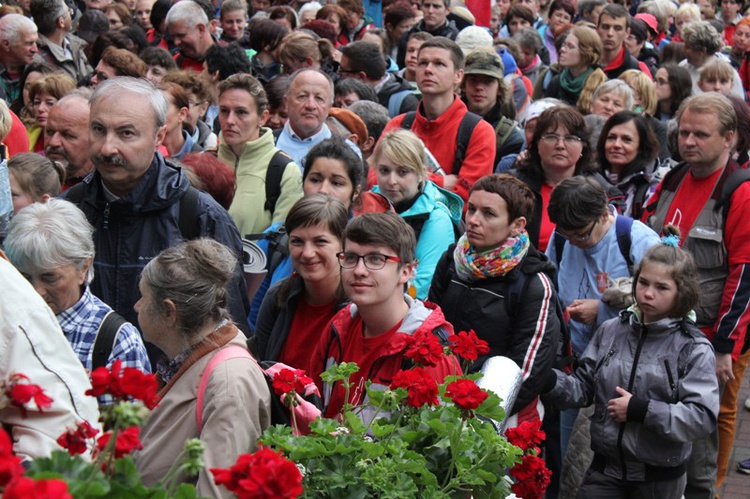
166, 0, 209, 29
0, 14, 38, 44
91, 77, 168, 130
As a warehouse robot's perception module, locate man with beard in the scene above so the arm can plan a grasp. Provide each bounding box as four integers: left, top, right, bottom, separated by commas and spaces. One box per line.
44, 90, 94, 189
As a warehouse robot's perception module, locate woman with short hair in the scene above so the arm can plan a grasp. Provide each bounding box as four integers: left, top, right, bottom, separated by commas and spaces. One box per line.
217, 73, 303, 237
586, 79, 634, 119
135, 239, 271, 498
26, 73, 76, 152
4, 199, 151, 403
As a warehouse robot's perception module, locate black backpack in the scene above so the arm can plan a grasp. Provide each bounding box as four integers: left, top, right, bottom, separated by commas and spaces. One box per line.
399, 110, 483, 177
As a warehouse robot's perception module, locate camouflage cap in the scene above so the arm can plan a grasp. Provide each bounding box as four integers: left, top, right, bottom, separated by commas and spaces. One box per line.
463, 50, 504, 81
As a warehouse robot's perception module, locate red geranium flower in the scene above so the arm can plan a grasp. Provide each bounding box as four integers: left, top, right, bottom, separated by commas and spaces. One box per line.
5, 374, 53, 417
272, 369, 313, 397
391, 368, 439, 407
448, 329, 490, 361
510, 453, 552, 499
57, 421, 99, 456
505, 420, 546, 451
212, 447, 303, 499
3, 476, 73, 499
404, 329, 444, 367
0, 430, 24, 487
86, 360, 159, 407
445, 379, 488, 412
96, 426, 143, 459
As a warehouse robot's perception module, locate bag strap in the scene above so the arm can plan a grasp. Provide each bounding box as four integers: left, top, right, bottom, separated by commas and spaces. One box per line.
387, 89, 412, 117
264, 150, 293, 214
196, 346, 254, 431
92, 310, 126, 371
452, 112, 482, 177
614, 216, 634, 274
178, 185, 201, 241
399, 111, 417, 131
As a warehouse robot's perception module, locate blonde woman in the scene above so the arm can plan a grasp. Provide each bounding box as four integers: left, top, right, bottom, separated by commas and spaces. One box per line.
619, 69, 671, 160
544, 26, 607, 111
371, 129, 463, 299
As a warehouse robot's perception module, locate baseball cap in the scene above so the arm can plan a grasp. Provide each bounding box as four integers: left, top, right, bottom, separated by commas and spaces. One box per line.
635, 13, 658, 36
77, 10, 109, 44
463, 50, 504, 81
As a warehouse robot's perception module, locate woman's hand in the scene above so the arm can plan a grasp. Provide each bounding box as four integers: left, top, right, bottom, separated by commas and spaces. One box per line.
567, 299, 598, 324
607, 386, 632, 423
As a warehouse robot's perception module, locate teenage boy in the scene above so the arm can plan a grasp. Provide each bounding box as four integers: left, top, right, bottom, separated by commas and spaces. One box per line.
312, 212, 459, 419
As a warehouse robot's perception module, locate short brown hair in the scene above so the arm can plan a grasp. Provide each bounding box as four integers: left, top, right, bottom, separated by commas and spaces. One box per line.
547, 175, 608, 230
470, 174, 536, 223
344, 212, 416, 264
100, 46, 147, 78
418, 36, 464, 71
28, 73, 76, 103
162, 70, 216, 105
218, 73, 268, 114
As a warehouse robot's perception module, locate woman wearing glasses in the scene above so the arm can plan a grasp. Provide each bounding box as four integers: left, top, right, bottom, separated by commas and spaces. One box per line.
429, 174, 562, 428
545, 176, 660, 456
252, 194, 349, 375
512, 105, 608, 251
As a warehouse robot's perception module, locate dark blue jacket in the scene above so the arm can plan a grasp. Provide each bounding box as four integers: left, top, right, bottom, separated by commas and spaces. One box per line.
64, 154, 251, 336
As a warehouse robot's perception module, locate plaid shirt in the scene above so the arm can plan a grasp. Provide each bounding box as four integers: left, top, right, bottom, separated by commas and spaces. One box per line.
57, 288, 151, 377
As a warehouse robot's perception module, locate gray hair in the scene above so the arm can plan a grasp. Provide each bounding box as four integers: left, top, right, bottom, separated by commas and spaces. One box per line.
30, 0, 68, 36
348, 100, 389, 143
90, 77, 168, 130
288, 68, 334, 104
592, 79, 635, 111
4, 199, 95, 284
0, 14, 38, 44
682, 21, 723, 56
166, 0, 209, 29
512, 27, 543, 52
140, 239, 237, 336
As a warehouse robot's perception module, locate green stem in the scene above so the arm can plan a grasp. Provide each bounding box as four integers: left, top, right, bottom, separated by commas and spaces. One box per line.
440, 416, 465, 489
161, 447, 190, 492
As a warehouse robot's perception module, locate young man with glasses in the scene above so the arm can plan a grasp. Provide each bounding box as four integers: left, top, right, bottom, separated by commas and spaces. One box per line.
311, 212, 459, 420
545, 175, 659, 457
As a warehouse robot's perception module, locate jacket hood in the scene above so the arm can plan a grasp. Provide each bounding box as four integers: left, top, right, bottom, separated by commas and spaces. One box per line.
373, 180, 463, 225
519, 243, 557, 281
622, 306, 698, 334
380, 73, 414, 94
83, 153, 190, 213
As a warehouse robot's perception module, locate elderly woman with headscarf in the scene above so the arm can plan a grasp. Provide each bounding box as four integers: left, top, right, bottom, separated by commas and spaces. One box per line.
4, 199, 151, 401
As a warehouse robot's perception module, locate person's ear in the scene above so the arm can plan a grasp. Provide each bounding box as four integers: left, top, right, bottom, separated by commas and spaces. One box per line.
348, 133, 360, 146
362, 135, 375, 154
40, 193, 51, 203
510, 216, 527, 236
453, 68, 464, 91
399, 260, 416, 285
56, 15, 66, 29
304, 56, 315, 67
178, 106, 189, 123
155, 124, 167, 148
259, 108, 270, 127
163, 299, 178, 324
79, 257, 93, 286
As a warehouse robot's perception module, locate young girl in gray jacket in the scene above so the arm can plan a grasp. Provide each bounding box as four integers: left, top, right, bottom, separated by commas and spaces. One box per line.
542, 230, 720, 498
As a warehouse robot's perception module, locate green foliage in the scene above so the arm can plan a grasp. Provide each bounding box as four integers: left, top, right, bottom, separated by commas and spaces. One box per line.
260, 364, 523, 498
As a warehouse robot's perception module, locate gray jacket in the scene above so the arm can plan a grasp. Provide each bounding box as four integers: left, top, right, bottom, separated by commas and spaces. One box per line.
545, 309, 719, 482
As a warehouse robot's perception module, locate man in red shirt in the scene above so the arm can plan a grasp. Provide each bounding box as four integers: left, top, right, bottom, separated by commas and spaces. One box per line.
165, 1, 217, 72
597, 4, 652, 79
312, 212, 459, 420
643, 92, 750, 498
382, 37, 495, 205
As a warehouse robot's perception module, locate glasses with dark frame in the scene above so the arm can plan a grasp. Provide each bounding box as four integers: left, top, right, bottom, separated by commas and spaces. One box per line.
557, 219, 598, 243
337, 252, 402, 270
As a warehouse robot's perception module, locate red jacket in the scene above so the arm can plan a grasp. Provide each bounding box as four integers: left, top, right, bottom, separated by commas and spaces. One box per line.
312, 297, 461, 418
380, 96, 495, 204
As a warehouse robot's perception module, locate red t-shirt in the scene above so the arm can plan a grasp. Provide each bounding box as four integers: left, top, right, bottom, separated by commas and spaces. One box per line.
278, 297, 338, 375
538, 183, 555, 252
663, 168, 723, 245
323, 316, 402, 418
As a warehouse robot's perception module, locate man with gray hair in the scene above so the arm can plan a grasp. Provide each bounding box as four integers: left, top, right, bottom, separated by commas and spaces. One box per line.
44, 90, 94, 188
30, 0, 91, 81
0, 14, 40, 104
166, 0, 218, 71
64, 77, 251, 360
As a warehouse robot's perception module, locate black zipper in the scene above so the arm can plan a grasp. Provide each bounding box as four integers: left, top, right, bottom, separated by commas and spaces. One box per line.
617, 324, 648, 480
664, 359, 676, 401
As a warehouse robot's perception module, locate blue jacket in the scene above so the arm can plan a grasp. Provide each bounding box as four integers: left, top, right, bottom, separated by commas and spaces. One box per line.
374, 180, 463, 299
64, 154, 250, 335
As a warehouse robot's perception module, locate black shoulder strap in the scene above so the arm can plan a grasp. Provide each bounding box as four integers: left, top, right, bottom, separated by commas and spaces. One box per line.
614, 216, 634, 274
178, 186, 201, 241
402, 213, 430, 243
400, 111, 417, 131
553, 231, 565, 271
92, 311, 126, 370
495, 117, 517, 152
718, 167, 750, 221
264, 150, 293, 214
272, 127, 283, 144
452, 112, 482, 177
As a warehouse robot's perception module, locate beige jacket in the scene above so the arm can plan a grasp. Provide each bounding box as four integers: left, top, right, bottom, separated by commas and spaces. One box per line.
136, 331, 271, 497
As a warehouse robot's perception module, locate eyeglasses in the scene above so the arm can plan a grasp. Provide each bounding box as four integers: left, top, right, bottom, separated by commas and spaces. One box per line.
337, 252, 402, 270
558, 220, 598, 243
540, 133, 583, 146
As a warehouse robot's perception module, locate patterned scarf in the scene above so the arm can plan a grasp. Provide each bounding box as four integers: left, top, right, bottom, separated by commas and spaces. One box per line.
453, 231, 530, 281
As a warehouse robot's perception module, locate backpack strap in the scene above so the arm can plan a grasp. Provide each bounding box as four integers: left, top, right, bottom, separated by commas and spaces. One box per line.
178, 186, 201, 241
92, 311, 126, 371
717, 167, 750, 221
614, 216, 634, 274
494, 117, 517, 155
387, 89, 413, 117
452, 112, 482, 177
245, 226, 290, 277
196, 346, 254, 432
264, 150, 293, 214
553, 231, 565, 271
272, 127, 283, 144
399, 111, 417, 131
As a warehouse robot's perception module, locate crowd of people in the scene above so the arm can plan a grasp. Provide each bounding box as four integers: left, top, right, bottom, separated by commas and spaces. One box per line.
1, 0, 750, 497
